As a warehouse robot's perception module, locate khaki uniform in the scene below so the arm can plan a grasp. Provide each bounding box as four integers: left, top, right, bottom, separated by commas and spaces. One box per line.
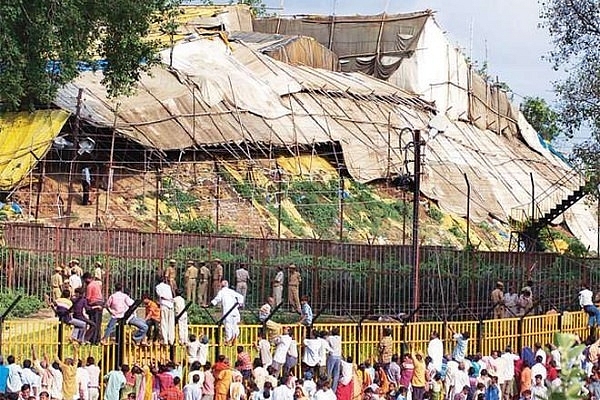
235, 268, 249, 298
165, 265, 177, 293
212, 263, 223, 298
184, 264, 199, 303
491, 288, 505, 319
198, 265, 211, 306
288, 269, 301, 312
51, 272, 64, 300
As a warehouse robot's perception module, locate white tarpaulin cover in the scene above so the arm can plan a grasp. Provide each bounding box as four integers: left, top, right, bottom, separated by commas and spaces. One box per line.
53, 34, 598, 251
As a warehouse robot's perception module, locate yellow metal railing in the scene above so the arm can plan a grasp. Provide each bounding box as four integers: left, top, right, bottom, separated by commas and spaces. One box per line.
1, 311, 592, 390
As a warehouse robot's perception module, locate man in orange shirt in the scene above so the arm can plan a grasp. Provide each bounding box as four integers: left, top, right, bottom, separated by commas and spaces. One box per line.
143, 293, 160, 344
159, 376, 183, 400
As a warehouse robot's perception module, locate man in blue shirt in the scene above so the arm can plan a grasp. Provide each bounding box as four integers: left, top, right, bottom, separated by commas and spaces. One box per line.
448, 325, 469, 362
0, 355, 8, 393
299, 295, 313, 326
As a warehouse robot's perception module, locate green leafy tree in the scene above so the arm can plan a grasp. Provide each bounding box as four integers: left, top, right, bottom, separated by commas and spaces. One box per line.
520, 96, 560, 142
540, 1, 600, 184
0, 0, 172, 111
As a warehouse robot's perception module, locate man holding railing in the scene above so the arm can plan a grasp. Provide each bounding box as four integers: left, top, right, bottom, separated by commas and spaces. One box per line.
579, 283, 600, 326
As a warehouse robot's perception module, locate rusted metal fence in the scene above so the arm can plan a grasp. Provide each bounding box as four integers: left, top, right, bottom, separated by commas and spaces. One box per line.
1, 224, 598, 320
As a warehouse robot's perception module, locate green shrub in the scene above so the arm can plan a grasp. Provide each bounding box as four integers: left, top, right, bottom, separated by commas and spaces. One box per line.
427, 206, 444, 222
0, 289, 45, 318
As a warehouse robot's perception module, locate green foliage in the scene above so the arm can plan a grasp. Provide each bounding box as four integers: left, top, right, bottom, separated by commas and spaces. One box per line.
548, 333, 586, 400
160, 177, 197, 212
218, 168, 256, 201
289, 179, 338, 239
520, 96, 560, 142
427, 206, 444, 222
0, 0, 170, 110
0, 289, 45, 318
266, 204, 306, 237
449, 224, 465, 240
539, 227, 589, 257
170, 217, 216, 234
540, 1, 600, 179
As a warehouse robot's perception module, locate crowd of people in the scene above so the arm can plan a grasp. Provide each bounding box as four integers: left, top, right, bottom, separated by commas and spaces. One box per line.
45, 259, 312, 347
5, 324, 600, 400
2, 259, 596, 400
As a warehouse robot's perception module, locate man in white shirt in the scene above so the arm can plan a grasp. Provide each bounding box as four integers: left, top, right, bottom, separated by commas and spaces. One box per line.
303, 330, 322, 372
531, 356, 547, 384
326, 327, 342, 391
183, 374, 202, 400
317, 332, 332, 378
313, 380, 336, 400
6, 355, 23, 394
210, 280, 244, 346
427, 331, 444, 372
156, 276, 176, 345
272, 378, 294, 400
174, 289, 189, 345
76, 361, 91, 400
500, 347, 519, 400
256, 330, 273, 368
84, 357, 100, 400
272, 327, 292, 375
272, 267, 284, 306
579, 284, 600, 326
20, 360, 40, 397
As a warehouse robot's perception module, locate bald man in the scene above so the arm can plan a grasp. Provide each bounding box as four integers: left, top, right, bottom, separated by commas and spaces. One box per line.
210, 280, 244, 346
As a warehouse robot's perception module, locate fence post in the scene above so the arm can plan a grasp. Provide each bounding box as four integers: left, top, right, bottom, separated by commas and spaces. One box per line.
115, 299, 142, 370
58, 322, 64, 360
517, 317, 524, 352
0, 296, 22, 356
476, 318, 484, 354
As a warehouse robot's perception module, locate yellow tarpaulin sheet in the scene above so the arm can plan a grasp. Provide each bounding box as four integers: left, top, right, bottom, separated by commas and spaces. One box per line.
0, 110, 70, 191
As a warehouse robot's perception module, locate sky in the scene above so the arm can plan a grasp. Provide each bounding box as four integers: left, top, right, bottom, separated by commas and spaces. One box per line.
262, 0, 558, 104
260, 0, 587, 147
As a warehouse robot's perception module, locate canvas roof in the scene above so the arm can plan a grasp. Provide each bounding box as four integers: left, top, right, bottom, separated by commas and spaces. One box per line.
52, 34, 596, 250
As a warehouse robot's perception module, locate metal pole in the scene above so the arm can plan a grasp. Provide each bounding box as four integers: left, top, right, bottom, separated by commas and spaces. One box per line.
155, 167, 161, 232
215, 161, 220, 234
277, 166, 282, 238
339, 175, 344, 241
35, 160, 46, 221
530, 172, 535, 221
464, 173, 471, 248
412, 129, 422, 316
65, 88, 84, 226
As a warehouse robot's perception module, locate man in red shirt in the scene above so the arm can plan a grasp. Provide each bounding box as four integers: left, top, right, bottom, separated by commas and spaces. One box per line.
159, 376, 183, 400
236, 346, 252, 380
83, 272, 103, 345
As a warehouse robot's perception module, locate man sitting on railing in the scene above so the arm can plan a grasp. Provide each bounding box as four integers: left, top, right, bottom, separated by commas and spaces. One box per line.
579, 283, 600, 327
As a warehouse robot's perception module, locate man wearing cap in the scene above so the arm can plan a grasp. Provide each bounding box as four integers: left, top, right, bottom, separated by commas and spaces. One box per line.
93, 262, 104, 281
198, 261, 211, 307
235, 264, 250, 299
184, 261, 199, 304
211, 259, 223, 299
491, 281, 505, 319
165, 259, 178, 293
51, 266, 64, 301
69, 260, 83, 277
287, 264, 301, 313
